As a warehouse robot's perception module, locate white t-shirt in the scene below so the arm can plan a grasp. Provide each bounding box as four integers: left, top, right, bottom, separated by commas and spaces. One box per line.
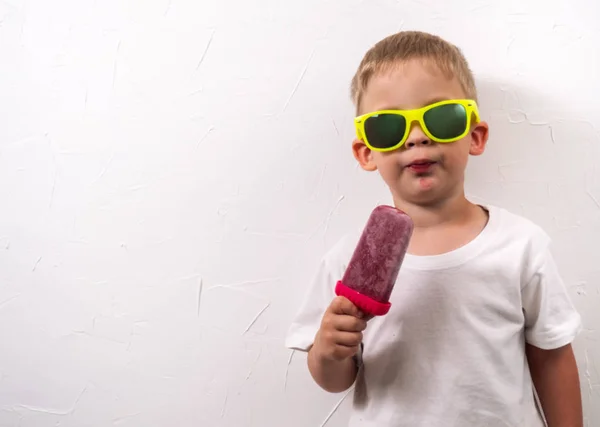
285, 205, 581, 427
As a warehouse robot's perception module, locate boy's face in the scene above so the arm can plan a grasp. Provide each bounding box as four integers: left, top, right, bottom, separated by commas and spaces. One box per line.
352, 59, 489, 207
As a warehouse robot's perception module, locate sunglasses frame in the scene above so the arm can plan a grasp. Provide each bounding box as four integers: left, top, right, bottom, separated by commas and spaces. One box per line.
354, 99, 481, 153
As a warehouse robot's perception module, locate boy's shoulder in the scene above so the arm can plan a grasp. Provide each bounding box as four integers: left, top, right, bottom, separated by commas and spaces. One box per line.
486, 204, 551, 247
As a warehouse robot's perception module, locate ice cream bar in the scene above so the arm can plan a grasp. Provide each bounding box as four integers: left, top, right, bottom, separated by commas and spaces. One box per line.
335, 205, 414, 316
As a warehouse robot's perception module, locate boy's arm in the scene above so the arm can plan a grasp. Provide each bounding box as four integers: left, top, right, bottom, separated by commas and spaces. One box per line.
308, 346, 358, 393
526, 343, 583, 427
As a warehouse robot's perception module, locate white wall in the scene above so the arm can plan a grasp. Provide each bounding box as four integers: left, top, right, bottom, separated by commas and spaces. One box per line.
0, 0, 598, 426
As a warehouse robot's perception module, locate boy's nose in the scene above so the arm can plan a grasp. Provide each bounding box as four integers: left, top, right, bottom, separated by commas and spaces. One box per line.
405, 138, 432, 149
404, 123, 432, 149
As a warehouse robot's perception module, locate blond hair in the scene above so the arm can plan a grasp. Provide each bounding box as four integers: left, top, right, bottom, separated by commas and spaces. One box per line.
350, 31, 477, 113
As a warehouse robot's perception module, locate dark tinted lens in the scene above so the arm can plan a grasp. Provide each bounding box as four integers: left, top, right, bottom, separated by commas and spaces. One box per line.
364, 114, 407, 149
423, 103, 467, 140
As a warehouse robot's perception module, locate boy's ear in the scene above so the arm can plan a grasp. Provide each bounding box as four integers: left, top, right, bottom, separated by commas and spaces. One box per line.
469, 121, 489, 156
352, 139, 378, 171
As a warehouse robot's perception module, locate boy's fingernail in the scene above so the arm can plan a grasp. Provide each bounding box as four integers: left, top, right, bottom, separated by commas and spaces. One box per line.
357, 311, 364, 318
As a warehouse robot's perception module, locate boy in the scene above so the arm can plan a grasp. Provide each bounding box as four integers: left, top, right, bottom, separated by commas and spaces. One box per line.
285, 31, 583, 426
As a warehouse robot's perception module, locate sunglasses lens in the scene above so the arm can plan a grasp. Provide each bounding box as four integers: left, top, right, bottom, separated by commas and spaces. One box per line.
364, 114, 407, 149
424, 103, 468, 140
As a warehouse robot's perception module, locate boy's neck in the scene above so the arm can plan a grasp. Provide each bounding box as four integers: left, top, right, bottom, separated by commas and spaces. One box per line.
393, 192, 480, 229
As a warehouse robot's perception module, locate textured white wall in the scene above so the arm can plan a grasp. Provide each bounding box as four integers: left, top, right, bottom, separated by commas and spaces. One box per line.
0, 0, 599, 426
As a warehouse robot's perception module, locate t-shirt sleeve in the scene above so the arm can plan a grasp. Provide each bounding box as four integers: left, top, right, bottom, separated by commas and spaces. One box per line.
285, 255, 343, 352
521, 246, 581, 350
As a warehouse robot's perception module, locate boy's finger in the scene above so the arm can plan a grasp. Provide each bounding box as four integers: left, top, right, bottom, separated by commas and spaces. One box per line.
331, 296, 364, 318
334, 331, 363, 347
331, 345, 359, 361
333, 315, 367, 333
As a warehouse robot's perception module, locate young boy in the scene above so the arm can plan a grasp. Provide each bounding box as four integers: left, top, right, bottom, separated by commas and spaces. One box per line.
285, 31, 583, 427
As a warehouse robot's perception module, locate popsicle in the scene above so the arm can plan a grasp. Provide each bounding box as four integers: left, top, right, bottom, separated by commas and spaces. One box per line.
335, 205, 414, 316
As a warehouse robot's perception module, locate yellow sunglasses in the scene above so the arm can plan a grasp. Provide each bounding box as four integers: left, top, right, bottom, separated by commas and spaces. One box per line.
354, 99, 480, 152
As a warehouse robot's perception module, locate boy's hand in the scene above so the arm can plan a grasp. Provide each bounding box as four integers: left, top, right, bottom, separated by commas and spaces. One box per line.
313, 296, 367, 362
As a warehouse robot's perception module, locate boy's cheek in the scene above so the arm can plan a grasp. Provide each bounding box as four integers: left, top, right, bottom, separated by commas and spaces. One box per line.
376, 160, 404, 182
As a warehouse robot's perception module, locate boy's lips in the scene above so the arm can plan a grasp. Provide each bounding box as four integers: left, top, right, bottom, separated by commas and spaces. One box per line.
406, 158, 437, 173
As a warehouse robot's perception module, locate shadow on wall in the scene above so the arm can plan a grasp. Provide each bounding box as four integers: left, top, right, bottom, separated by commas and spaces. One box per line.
469, 78, 599, 232
470, 78, 599, 424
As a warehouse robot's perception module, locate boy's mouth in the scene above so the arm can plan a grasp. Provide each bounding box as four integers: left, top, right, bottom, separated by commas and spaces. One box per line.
406, 159, 437, 173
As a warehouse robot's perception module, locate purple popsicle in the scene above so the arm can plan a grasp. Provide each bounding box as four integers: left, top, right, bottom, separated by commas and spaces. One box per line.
335, 205, 414, 316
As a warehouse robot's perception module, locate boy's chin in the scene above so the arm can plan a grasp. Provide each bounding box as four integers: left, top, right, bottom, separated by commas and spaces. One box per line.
411, 174, 439, 192
394, 182, 448, 206
401, 175, 441, 195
